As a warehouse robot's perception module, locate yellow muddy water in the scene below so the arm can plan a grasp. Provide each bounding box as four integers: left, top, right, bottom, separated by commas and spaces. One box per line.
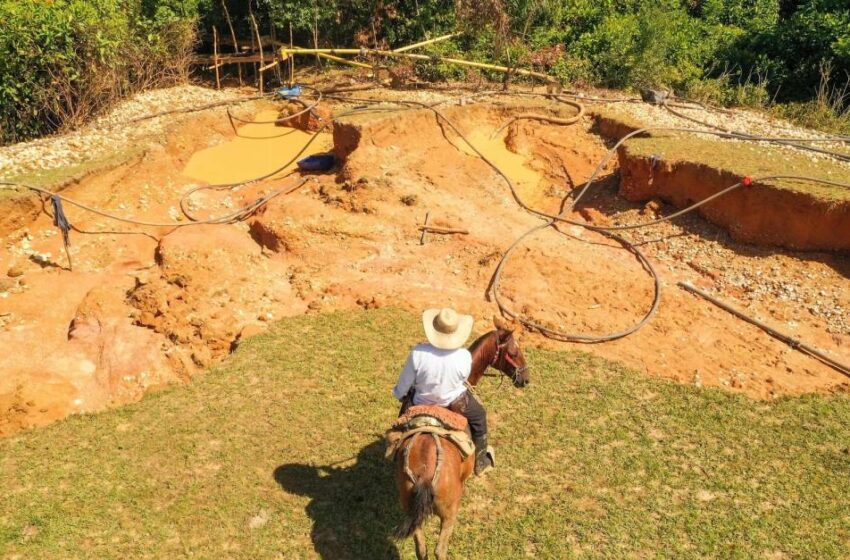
455, 128, 547, 206
183, 110, 332, 184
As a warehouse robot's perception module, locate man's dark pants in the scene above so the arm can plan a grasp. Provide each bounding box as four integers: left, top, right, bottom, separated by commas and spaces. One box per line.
448, 391, 487, 445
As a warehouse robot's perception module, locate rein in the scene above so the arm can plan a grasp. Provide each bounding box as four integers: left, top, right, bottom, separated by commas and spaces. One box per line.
480, 336, 528, 385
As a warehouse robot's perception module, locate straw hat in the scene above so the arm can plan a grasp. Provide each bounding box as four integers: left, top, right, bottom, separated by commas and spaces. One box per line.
422, 307, 474, 350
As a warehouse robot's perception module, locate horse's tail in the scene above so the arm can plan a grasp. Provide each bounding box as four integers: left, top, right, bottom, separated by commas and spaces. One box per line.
394, 477, 435, 539
395, 433, 442, 539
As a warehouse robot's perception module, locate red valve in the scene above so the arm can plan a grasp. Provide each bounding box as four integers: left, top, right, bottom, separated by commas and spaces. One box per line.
742, 176, 753, 187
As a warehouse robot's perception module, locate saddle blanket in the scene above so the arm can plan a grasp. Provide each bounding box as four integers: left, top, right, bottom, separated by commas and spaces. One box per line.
386, 405, 474, 459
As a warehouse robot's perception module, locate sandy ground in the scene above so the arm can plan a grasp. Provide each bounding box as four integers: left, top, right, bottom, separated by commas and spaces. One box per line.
1, 83, 848, 437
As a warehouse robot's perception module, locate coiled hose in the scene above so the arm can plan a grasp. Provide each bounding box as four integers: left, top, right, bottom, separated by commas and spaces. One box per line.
3, 86, 850, 345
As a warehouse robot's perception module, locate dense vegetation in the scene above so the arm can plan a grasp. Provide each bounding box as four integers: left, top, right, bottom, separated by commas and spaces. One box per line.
0, 0, 202, 144
1, 0, 848, 144
216, 1, 848, 103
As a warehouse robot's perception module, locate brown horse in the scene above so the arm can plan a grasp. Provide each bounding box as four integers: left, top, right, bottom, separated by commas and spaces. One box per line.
394, 317, 529, 560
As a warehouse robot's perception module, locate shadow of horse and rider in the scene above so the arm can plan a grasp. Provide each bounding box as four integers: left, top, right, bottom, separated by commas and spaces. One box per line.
274, 438, 403, 559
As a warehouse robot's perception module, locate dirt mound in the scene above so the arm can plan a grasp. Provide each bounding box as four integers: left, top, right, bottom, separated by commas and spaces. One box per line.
0, 274, 178, 436
276, 100, 333, 131
0, 195, 40, 235
130, 224, 303, 367
332, 104, 510, 183
70, 284, 178, 395
2, 89, 849, 437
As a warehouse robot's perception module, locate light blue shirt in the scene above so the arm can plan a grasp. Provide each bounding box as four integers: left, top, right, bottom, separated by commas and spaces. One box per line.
393, 343, 472, 406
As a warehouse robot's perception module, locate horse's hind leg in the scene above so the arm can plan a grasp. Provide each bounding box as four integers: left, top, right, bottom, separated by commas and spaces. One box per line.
435, 506, 459, 560
413, 526, 428, 560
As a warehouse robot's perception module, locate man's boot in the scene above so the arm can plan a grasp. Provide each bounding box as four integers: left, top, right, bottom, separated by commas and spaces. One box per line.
473, 434, 495, 476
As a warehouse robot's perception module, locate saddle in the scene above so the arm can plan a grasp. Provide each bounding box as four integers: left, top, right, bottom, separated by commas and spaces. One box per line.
397, 405, 468, 432
386, 405, 475, 460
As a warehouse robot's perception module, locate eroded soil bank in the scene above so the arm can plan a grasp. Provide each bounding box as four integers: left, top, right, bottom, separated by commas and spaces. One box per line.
617, 141, 850, 252
1, 91, 849, 436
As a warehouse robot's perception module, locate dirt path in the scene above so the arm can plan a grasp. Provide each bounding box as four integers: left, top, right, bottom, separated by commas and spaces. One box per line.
1, 87, 848, 436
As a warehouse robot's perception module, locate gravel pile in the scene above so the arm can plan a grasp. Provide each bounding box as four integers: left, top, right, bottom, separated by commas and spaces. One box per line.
616, 207, 850, 335
0, 85, 244, 178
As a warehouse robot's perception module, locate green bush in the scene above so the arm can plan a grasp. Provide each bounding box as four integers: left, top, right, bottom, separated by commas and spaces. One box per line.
683, 72, 771, 108
506, 0, 845, 107
0, 0, 200, 145
565, 5, 721, 91
774, 99, 850, 135
259, 0, 456, 49
413, 42, 468, 83
2, 0, 848, 145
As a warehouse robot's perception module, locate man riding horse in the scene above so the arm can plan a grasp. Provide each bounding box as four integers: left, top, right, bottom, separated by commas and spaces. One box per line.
389, 308, 529, 559
393, 307, 496, 475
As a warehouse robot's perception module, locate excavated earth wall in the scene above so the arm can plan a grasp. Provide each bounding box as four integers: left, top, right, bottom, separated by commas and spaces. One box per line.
596, 115, 850, 253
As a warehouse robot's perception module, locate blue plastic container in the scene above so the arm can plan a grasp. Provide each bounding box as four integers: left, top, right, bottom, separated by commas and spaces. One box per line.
276, 85, 302, 99
297, 153, 335, 172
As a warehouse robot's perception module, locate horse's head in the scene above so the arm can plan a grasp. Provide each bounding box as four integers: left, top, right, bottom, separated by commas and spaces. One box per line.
492, 316, 530, 388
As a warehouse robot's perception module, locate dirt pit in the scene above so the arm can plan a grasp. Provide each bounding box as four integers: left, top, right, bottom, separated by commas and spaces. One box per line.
1, 90, 849, 436
183, 109, 333, 184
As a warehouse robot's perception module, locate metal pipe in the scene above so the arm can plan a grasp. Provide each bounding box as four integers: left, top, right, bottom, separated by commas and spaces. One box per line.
393, 33, 459, 53
318, 52, 373, 69
279, 47, 558, 83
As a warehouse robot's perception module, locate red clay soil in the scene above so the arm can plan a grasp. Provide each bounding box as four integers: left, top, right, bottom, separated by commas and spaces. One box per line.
618, 147, 850, 252
0, 196, 40, 234
1, 94, 849, 437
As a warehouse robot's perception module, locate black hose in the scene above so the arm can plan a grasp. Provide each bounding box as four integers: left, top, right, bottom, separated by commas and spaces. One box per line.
0, 179, 311, 229
4, 85, 850, 347
358, 98, 664, 342
662, 101, 850, 162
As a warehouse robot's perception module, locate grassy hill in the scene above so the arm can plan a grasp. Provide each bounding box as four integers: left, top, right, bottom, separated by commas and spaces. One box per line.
1, 308, 848, 559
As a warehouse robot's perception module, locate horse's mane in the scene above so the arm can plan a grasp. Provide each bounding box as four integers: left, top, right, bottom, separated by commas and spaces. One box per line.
468, 330, 495, 354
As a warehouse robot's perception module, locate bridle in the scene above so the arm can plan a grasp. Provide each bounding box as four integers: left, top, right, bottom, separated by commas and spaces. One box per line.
490, 337, 528, 385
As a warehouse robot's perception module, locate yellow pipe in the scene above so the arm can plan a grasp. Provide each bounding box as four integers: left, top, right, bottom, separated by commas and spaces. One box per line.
279, 47, 558, 84
393, 33, 459, 53
318, 52, 373, 69
284, 48, 361, 55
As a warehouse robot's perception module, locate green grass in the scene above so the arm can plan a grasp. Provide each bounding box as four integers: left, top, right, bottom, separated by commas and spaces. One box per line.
595, 108, 850, 202
1, 308, 849, 559
773, 100, 850, 138
624, 135, 850, 201
0, 148, 142, 202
